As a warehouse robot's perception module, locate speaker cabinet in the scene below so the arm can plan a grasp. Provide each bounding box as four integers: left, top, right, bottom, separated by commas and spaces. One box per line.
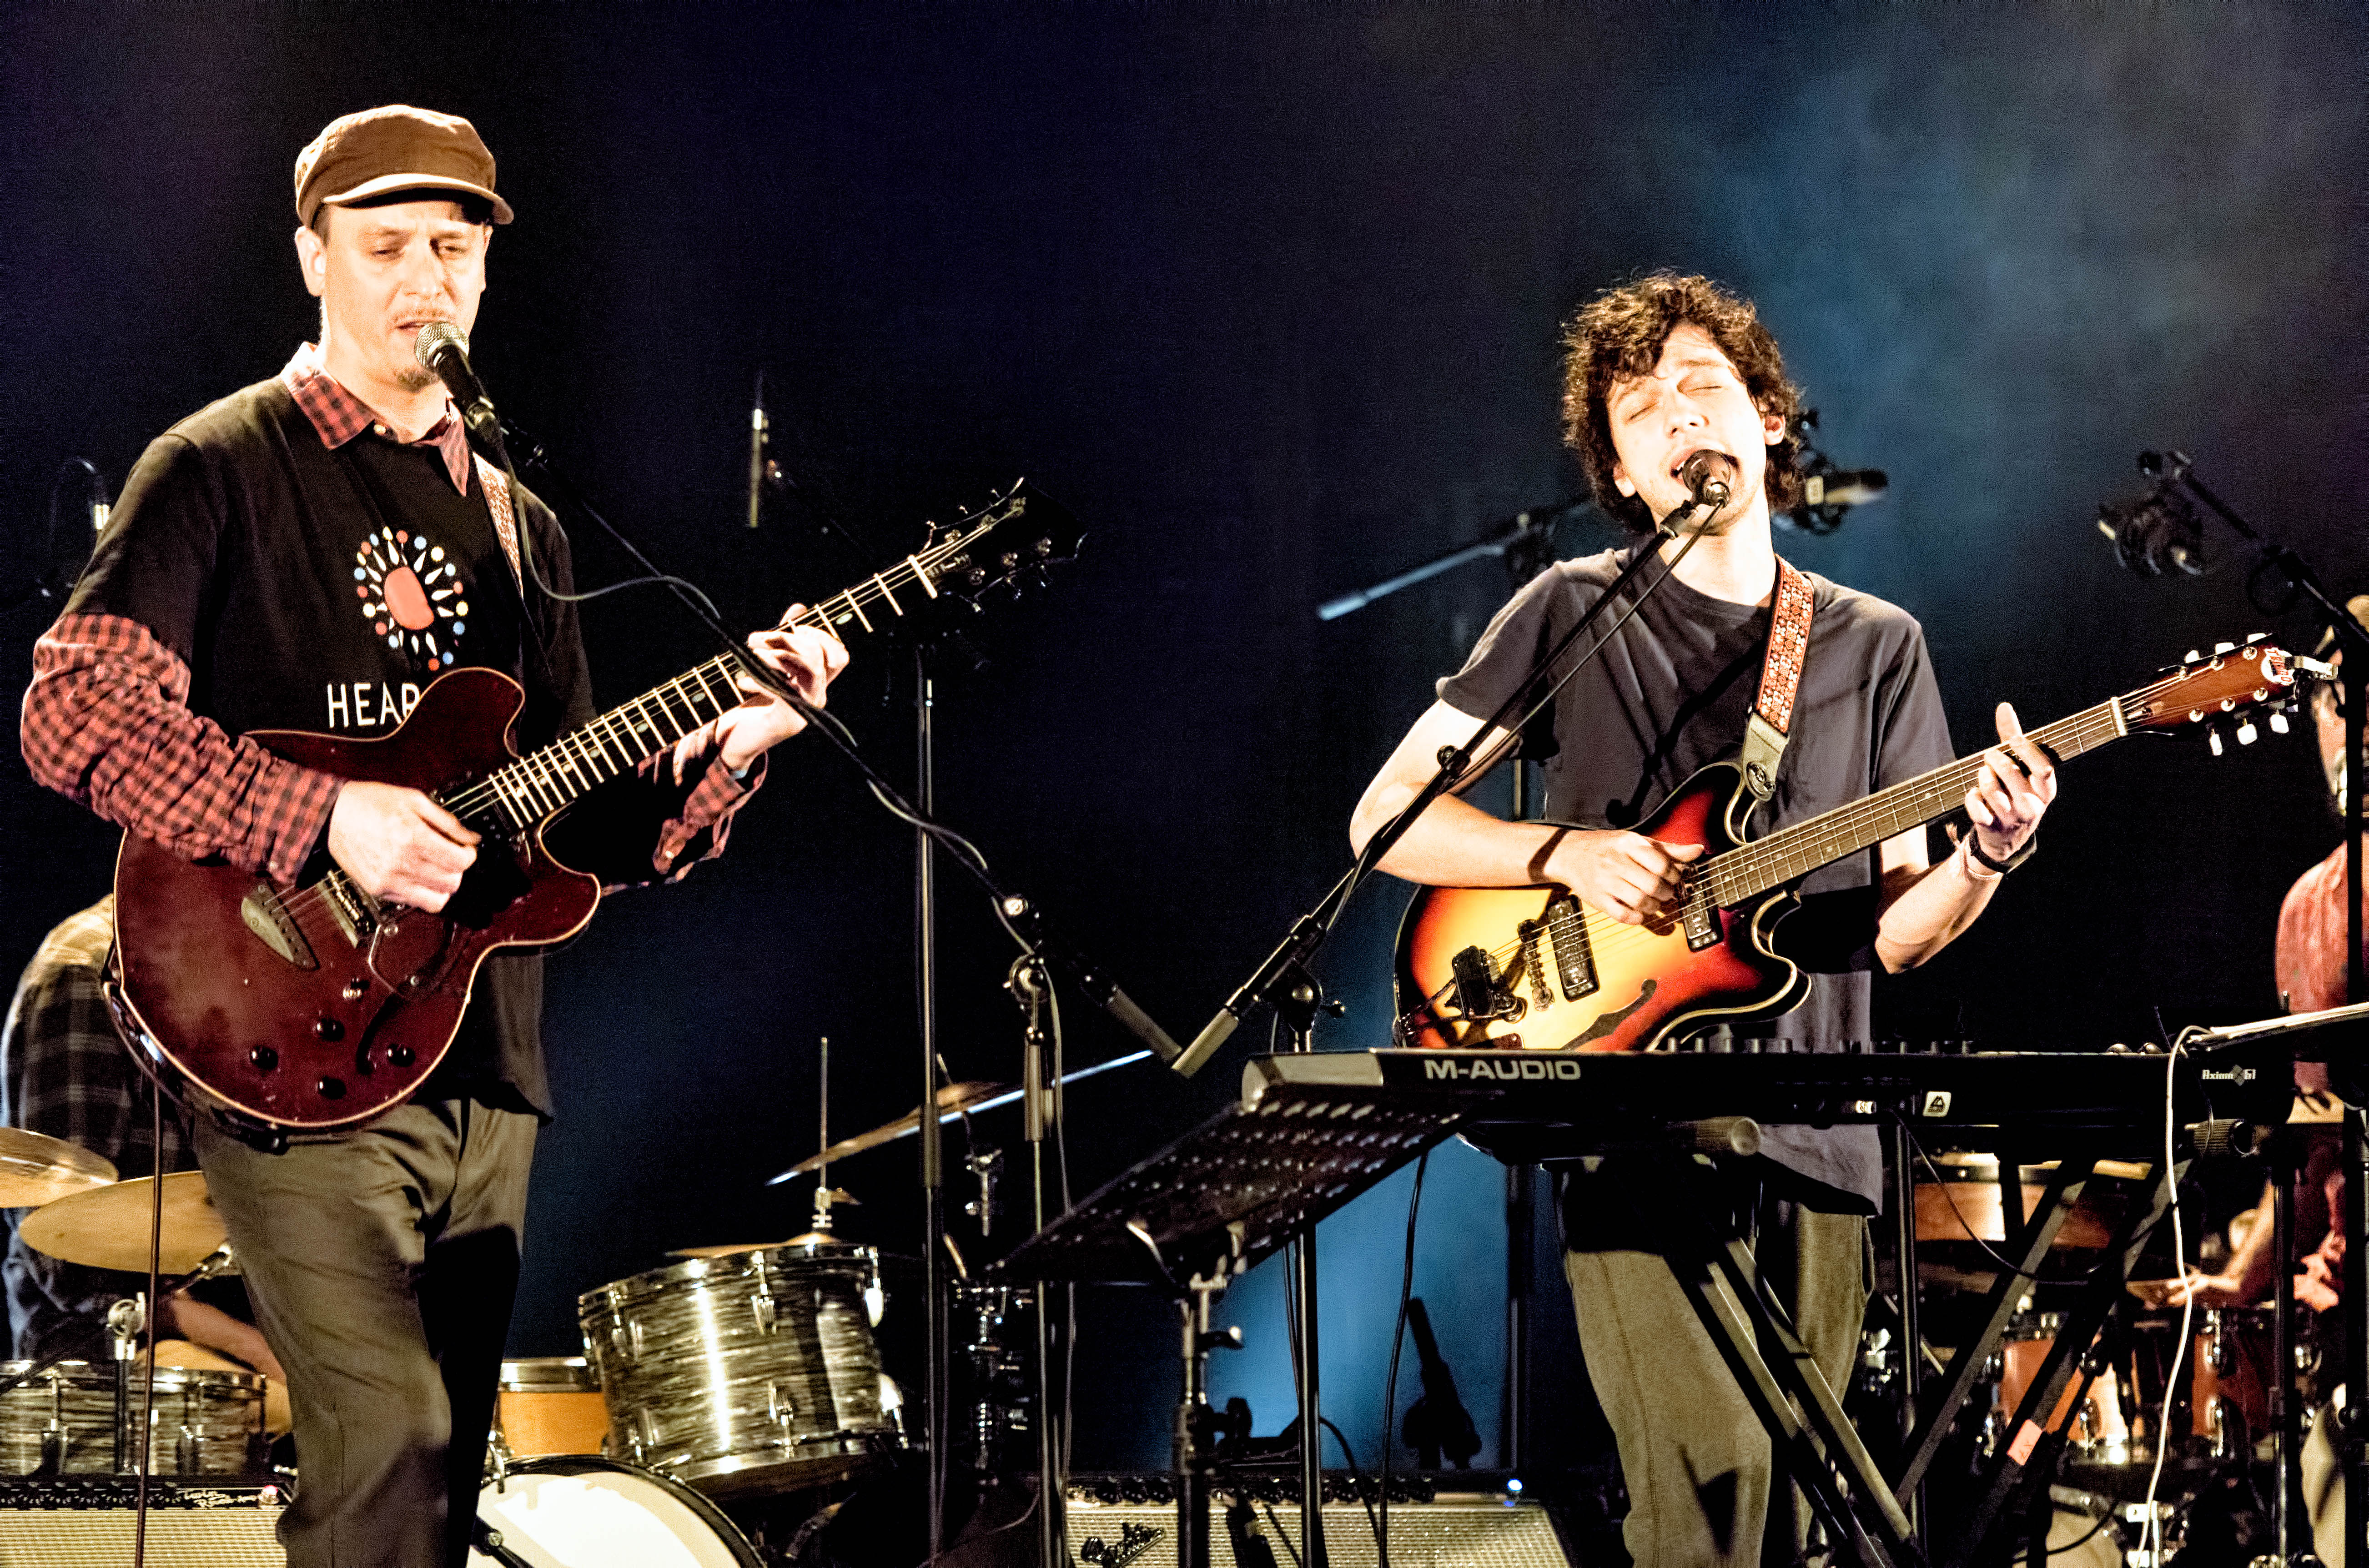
0, 1480, 284, 1566
1063, 1488, 1570, 1568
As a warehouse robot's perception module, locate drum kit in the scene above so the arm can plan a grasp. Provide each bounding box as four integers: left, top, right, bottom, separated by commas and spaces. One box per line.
1905, 1146, 2331, 1560
0, 1076, 1037, 1566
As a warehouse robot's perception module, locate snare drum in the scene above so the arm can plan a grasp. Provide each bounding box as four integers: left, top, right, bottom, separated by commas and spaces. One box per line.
0, 1360, 268, 1476
1997, 1315, 2131, 1463
579, 1241, 898, 1498
498, 1357, 609, 1459
468, 1454, 762, 1567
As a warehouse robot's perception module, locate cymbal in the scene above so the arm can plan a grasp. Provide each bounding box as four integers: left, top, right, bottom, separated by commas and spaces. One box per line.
21, 1171, 225, 1273
787, 1081, 1009, 1176
0, 1127, 116, 1209
668, 1232, 850, 1259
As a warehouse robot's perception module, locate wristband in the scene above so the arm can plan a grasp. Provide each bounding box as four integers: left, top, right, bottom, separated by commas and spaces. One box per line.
1965, 829, 2035, 877
1959, 839, 2003, 883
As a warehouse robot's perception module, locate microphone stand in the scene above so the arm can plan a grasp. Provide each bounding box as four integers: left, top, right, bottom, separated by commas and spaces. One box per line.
495, 419, 1179, 1567
1176, 493, 1720, 1568
2129, 451, 2369, 1565
1314, 500, 1584, 622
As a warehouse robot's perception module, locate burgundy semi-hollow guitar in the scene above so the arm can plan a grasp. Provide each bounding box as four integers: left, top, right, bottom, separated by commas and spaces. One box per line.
1395, 640, 2299, 1055
107, 484, 1078, 1133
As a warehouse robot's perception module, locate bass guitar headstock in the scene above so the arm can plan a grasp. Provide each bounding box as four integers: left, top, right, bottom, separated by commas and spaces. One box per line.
915, 480, 1083, 612
2118, 636, 2300, 754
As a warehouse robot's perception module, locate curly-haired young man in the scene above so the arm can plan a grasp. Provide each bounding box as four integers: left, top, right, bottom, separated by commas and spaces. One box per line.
1351, 273, 2055, 1566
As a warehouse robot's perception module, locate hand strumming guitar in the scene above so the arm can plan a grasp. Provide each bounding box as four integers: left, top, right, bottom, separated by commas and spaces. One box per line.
1544, 829, 1705, 927
328, 781, 481, 912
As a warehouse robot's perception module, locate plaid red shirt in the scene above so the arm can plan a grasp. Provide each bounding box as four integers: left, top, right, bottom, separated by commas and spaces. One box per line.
23, 346, 755, 885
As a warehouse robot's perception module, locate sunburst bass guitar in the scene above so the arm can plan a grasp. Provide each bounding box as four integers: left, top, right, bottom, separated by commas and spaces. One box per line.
1394, 640, 2298, 1055
108, 484, 1079, 1135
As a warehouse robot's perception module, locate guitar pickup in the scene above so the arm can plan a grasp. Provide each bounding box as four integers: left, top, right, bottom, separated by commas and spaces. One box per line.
1681, 882, 1720, 950
239, 886, 317, 971
1449, 945, 1520, 1023
322, 874, 377, 950
1543, 896, 1597, 1000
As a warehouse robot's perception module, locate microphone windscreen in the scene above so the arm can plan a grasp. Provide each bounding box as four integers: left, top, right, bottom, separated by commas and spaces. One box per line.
415, 320, 469, 369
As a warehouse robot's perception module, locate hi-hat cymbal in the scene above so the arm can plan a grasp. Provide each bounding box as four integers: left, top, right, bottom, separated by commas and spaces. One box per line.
668, 1233, 850, 1259
0, 1127, 116, 1209
21, 1171, 226, 1274
786, 1081, 1010, 1176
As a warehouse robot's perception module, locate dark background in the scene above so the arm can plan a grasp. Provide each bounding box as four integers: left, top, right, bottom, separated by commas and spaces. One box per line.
2, 2, 2364, 1475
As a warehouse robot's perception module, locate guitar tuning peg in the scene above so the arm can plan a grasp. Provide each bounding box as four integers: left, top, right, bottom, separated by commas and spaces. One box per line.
2246, 632, 2270, 644
2208, 726, 2225, 757
2213, 641, 2236, 655
2237, 719, 2259, 746
2271, 711, 2291, 734
2185, 649, 2203, 663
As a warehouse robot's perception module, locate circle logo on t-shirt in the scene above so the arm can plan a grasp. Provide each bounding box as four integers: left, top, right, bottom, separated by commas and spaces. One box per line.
353, 526, 469, 668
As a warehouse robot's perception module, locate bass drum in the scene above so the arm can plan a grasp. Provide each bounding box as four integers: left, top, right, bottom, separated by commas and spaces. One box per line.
468, 1455, 761, 1568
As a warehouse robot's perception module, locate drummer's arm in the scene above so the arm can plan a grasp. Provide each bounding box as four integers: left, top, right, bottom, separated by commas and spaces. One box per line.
162, 1295, 286, 1383
2160, 1179, 2278, 1307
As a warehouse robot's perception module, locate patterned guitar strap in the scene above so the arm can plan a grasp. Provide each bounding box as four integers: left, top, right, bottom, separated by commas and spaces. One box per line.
1736, 557, 1815, 804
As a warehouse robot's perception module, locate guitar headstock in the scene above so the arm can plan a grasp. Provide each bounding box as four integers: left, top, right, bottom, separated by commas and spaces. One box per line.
915, 480, 1083, 610
2119, 636, 2300, 753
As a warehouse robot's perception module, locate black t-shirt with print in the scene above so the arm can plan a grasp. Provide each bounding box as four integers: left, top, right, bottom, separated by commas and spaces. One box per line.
1437, 545, 1956, 1211
68, 375, 681, 1117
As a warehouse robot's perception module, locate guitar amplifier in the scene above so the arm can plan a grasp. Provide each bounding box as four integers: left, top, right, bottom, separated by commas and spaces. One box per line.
0, 1478, 285, 1566
1062, 1476, 1570, 1568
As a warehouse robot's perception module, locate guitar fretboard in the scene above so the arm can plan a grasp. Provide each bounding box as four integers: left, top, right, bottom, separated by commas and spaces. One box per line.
435, 540, 965, 833
1698, 699, 2126, 910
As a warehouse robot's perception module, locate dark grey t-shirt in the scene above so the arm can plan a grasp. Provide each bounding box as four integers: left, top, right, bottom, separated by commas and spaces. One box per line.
1436, 545, 1954, 1210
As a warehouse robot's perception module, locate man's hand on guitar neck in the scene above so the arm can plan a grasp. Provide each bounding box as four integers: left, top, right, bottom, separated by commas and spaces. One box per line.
669, 610, 851, 782
327, 781, 480, 912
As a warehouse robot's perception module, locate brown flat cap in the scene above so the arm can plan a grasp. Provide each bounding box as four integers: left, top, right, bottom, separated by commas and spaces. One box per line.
295, 105, 513, 228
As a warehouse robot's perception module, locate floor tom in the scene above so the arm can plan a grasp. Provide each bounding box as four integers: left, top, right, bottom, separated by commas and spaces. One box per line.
468, 1454, 762, 1568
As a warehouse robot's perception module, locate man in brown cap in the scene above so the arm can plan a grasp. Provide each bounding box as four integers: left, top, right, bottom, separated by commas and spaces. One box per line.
22, 106, 846, 1566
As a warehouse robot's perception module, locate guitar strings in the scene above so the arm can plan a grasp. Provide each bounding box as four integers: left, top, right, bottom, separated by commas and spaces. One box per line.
261, 534, 987, 926
1441, 661, 2255, 1011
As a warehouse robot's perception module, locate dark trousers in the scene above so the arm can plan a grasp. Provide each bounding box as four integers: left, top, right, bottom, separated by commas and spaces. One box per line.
192, 1097, 536, 1568
1565, 1169, 1868, 1568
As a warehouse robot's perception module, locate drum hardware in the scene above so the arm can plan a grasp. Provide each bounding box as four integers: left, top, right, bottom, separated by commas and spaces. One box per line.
0, 1359, 268, 1478
578, 1243, 900, 1499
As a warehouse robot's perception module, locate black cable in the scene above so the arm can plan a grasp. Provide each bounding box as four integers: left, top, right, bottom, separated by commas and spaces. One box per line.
1261, 1498, 1304, 1568
1377, 1149, 1429, 1568
1318, 1417, 1383, 1553
1900, 1121, 2118, 1285
133, 1060, 164, 1567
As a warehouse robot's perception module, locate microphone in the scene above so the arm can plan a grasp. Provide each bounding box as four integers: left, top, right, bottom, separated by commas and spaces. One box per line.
1802, 469, 1887, 510
413, 322, 504, 452
1679, 450, 1734, 508
749, 371, 769, 530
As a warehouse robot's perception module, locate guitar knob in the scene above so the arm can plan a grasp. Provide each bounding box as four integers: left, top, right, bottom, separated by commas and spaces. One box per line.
249, 1046, 278, 1072
316, 1077, 346, 1101
389, 1046, 415, 1068
314, 1016, 344, 1041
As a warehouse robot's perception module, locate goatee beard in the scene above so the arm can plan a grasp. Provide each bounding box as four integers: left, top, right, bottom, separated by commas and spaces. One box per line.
393, 366, 438, 394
